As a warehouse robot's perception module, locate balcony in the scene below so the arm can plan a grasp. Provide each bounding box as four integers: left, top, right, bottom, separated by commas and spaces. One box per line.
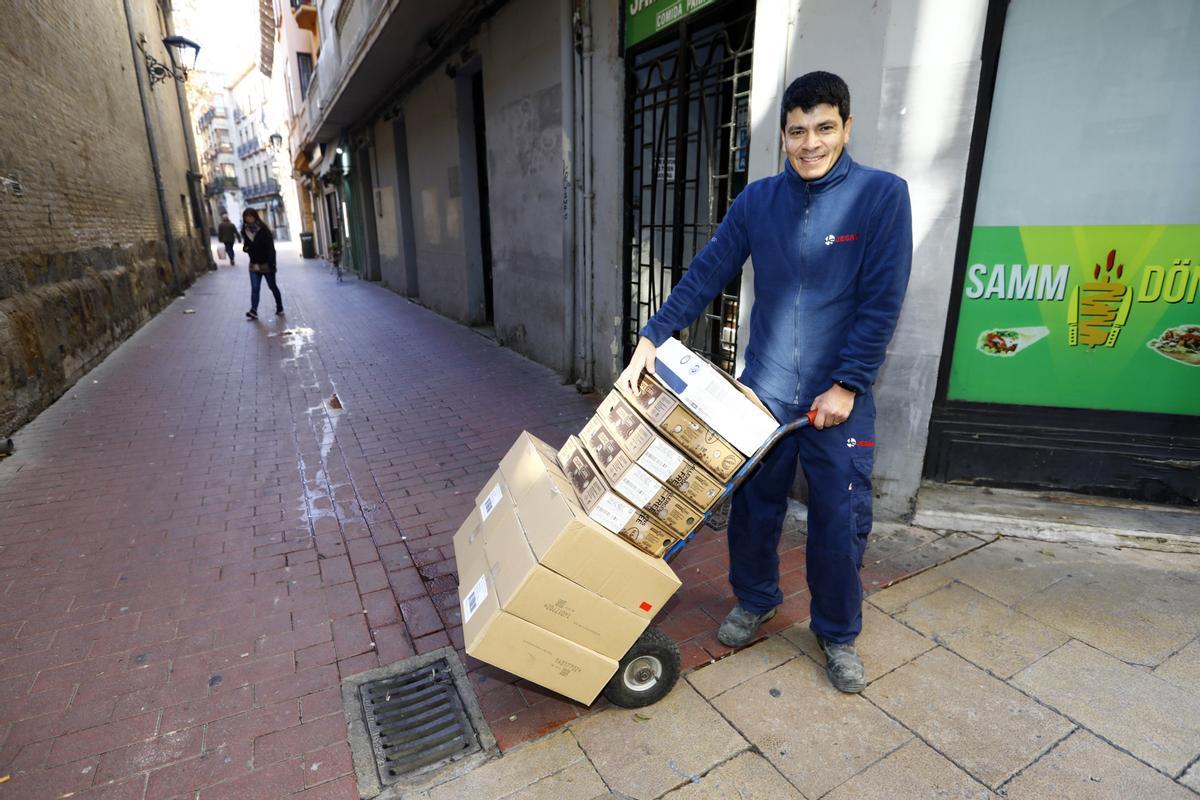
243, 178, 281, 200
291, 0, 318, 34
204, 176, 239, 196
236, 138, 262, 159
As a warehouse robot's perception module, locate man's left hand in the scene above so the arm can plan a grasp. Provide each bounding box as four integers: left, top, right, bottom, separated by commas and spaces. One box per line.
810, 384, 856, 430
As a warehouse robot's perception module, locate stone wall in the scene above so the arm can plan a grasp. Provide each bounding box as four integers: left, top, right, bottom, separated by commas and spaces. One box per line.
0, 0, 209, 436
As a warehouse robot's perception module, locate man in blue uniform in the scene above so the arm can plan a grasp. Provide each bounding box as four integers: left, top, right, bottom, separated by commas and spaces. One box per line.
621, 71, 912, 692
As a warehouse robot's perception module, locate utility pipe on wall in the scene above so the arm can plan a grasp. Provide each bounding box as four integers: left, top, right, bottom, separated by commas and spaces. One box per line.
573, 0, 596, 392
121, 0, 183, 296
561, 0, 577, 382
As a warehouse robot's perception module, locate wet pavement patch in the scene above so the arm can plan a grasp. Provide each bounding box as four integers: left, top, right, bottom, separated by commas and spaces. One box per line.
343, 647, 498, 798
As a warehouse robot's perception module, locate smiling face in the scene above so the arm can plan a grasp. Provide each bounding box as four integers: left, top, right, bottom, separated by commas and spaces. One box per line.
781, 103, 853, 181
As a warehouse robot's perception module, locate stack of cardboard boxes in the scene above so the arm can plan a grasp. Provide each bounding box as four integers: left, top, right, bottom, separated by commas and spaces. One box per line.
453, 339, 779, 704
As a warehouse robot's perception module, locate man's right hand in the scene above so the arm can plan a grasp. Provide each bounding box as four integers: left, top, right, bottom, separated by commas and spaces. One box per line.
619, 337, 657, 396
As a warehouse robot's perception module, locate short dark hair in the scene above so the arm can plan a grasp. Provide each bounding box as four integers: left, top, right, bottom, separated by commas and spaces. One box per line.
780, 71, 850, 129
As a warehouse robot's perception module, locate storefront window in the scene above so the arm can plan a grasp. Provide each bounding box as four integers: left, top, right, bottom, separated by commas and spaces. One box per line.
946, 0, 1200, 416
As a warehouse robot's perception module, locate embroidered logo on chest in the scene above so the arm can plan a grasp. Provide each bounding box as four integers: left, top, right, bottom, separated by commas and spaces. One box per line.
825, 233, 859, 246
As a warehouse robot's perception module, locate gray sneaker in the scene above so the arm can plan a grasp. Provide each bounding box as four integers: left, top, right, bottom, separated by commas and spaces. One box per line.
717, 605, 777, 647
819, 638, 866, 693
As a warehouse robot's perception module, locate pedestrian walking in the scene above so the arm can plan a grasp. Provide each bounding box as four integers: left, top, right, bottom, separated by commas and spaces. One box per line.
216, 213, 241, 265
241, 209, 283, 320
620, 72, 912, 693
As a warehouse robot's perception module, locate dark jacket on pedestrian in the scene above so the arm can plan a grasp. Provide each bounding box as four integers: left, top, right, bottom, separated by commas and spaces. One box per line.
242, 225, 277, 272
217, 220, 240, 244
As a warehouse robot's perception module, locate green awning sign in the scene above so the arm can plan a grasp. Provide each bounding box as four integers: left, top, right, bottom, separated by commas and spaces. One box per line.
626, 0, 718, 48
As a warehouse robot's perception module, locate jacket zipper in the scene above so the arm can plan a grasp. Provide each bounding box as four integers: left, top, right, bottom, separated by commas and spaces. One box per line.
793, 183, 810, 405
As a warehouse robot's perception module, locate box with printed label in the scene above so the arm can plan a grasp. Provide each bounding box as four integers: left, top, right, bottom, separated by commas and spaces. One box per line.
478, 495, 648, 658
617, 374, 745, 481
654, 337, 778, 456
557, 435, 679, 555
492, 432, 681, 617
595, 391, 724, 510
457, 547, 616, 705
579, 417, 703, 536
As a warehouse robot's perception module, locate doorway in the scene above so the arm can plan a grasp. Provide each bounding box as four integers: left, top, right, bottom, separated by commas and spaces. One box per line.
456, 62, 495, 326
622, 0, 755, 373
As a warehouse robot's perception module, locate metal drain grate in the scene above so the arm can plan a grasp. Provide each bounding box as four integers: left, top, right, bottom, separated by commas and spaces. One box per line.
358, 658, 481, 784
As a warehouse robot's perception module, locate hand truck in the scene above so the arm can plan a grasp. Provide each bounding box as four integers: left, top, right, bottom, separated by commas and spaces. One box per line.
601, 411, 818, 708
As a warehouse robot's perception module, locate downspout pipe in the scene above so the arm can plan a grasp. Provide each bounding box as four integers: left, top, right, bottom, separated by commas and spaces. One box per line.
121, 0, 183, 297
581, 0, 595, 391
561, 0, 577, 383
163, 2, 215, 270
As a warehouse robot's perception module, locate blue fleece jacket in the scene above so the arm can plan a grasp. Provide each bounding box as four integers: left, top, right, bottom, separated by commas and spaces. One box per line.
641, 150, 912, 406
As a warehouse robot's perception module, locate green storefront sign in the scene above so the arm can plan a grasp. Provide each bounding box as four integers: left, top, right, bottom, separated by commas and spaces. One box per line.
625, 0, 719, 48
946, 225, 1200, 416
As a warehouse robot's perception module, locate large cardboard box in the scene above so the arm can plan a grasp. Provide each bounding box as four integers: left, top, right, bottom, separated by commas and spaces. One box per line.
578, 418, 703, 536
486, 433, 681, 618
595, 391, 725, 511
654, 338, 778, 455
618, 374, 745, 481
457, 543, 617, 705
557, 436, 679, 556
472, 487, 648, 659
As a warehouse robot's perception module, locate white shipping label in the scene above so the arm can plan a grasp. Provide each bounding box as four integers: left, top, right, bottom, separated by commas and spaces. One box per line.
479, 484, 503, 521
638, 438, 685, 481
588, 492, 636, 533
462, 574, 488, 623
615, 465, 658, 506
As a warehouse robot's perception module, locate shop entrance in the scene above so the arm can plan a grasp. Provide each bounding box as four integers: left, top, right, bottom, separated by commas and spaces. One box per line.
621, 0, 754, 374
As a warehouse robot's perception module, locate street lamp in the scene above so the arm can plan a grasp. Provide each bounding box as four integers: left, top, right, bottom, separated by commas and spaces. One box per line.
137, 34, 201, 88
269, 132, 284, 152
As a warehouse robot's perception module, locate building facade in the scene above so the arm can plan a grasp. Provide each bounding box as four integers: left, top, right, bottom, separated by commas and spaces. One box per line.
282, 0, 1199, 515
0, 0, 212, 436
193, 82, 245, 228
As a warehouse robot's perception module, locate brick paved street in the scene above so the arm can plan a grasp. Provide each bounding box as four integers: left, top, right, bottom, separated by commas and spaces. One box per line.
0, 244, 978, 798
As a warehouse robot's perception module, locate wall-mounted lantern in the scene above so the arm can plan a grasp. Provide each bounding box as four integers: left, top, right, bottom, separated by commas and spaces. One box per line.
269, 132, 284, 152
137, 33, 201, 88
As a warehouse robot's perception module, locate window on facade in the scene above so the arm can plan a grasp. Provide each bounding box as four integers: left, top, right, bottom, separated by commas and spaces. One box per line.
221, 163, 235, 178
297, 53, 313, 99
944, 0, 1200, 417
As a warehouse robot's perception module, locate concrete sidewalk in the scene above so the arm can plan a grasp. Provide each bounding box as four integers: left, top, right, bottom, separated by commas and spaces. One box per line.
426, 536, 1200, 799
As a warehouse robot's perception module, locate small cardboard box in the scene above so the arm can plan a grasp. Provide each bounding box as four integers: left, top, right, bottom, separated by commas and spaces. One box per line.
458, 546, 617, 705
557, 435, 680, 556
618, 374, 745, 481
579, 417, 703, 536
487, 433, 681, 618
476, 490, 648, 659
595, 391, 724, 510
654, 338, 778, 456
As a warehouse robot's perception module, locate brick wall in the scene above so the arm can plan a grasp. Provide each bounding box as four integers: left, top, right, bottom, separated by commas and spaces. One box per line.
0, 0, 209, 435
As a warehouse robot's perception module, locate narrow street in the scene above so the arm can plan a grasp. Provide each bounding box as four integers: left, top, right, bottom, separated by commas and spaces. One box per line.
3, 245, 1198, 800
0, 244, 605, 798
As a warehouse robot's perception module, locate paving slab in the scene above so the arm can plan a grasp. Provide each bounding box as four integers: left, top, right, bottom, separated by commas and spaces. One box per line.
864, 647, 1073, 788
1000, 729, 1194, 799
823, 738, 995, 800
1014, 552, 1200, 666
685, 635, 800, 700
1011, 640, 1200, 776
897, 582, 1069, 678
712, 656, 910, 799
1154, 638, 1200, 695
783, 603, 934, 683
568, 682, 746, 800
1181, 761, 1200, 793
426, 730, 589, 800
659, 752, 803, 800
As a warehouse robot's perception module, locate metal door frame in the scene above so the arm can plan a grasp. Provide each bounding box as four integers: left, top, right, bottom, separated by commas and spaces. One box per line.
621, 1, 755, 374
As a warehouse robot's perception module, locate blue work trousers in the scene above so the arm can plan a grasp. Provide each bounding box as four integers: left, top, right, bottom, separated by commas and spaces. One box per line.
727, 385, 876, 643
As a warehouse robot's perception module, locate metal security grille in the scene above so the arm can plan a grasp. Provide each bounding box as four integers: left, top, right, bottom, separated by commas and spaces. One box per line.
622, 2, 755, 374
359, 659, 481, 783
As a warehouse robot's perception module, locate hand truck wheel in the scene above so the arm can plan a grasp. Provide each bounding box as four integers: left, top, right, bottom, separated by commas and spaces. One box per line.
602, 626, 680, 708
